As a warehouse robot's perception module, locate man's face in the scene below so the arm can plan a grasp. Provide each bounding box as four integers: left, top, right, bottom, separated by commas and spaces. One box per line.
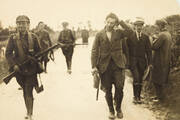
135, 24, 143, 33
105, 18, 116, 31
62, 25, 68, 29
154, 25, 160, 34
38, 23, 45, 30
16, 21, 29, 33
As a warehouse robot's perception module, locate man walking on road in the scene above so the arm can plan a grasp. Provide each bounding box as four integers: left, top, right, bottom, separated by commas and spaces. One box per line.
35, 21, 53, 73
91, 13, 129, 119
126, 17, 152, 104
81, 26, 89, 44
5, 15, 41, 120
58, 22, 75, 74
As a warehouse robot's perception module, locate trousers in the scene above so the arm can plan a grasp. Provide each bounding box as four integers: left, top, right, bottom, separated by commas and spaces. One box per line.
100, 59, 125, 113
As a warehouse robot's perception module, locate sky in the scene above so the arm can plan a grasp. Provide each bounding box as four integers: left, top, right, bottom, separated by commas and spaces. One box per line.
0, 0, 180, 30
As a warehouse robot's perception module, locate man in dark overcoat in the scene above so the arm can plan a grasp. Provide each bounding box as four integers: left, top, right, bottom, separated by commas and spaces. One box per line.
5, 15, 41, 120
81, 26, 89, 44
152, 19, 172, 102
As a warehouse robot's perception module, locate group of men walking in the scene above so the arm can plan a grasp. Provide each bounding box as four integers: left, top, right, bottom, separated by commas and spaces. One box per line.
4, 12, 172, 120
4, 15, 79, 120
91, 13, 172, 119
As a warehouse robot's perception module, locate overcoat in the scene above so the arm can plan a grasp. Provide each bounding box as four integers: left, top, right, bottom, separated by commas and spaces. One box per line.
152, 31, 172, 84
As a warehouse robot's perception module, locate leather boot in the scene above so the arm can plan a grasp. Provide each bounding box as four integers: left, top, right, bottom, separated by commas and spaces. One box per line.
26, 97, 34, 116
133, 84, 138, 104
67, 61, 72, 74
105, 92, 115, 119
117, 110, 123, 119
137, 85, 142, 104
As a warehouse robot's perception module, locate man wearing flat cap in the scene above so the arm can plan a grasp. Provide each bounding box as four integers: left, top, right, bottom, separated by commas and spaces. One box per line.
151, 19, 172, 102
126, 17, 152, 104
5, 15, 42, 120
58, 22, 75, 74
91, 13, 130, 119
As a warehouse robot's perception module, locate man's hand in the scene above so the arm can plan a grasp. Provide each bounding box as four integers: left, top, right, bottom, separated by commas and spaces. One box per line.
58, 42, 66, 47
92, 67, 98, 76
27, 55, 37, 62
13, 65, 20, 72
49, 50, 55, 61
149, 64, 153, 70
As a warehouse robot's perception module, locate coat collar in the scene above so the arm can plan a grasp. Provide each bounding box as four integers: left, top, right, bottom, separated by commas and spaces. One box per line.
101, 28, 116, 43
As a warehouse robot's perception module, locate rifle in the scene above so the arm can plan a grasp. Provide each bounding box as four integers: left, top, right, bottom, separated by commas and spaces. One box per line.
58, 42, 88, 47
49, 50, 55, 62
73, 43, 88, 46
3, 42, 87, 84
3, 44, 60, 84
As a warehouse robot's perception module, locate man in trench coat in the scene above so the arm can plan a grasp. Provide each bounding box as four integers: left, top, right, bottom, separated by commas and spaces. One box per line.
151, 19, 172, 102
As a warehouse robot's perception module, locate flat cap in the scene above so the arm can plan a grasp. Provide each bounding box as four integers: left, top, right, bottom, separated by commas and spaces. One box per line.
16, 15, 30, 23
155, 19, 168, 26
134, 17, 144, 25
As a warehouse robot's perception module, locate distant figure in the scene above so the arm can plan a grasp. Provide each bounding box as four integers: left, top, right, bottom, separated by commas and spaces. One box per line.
58, 22, 75, 74
5, 15, 41, 120
81, 26, 89, 44
126, 17, 152, 104
35, 21, 53, 73
152, 19, 172, 102
72, 27, 77, 41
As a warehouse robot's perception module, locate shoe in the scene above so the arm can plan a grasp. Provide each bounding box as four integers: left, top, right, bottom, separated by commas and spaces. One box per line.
137, 97, 142, 104
18, 87, 23, 90
25, 115, 33, 120
117, 111, 123, 119
108, 112, 115, 119
67, 69, 72, 74
133, 97, 138, 104
25, 116, 28, 119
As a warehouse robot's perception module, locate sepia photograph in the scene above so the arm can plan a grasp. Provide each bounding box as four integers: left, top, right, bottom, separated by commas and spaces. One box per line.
0, 0, 180, 120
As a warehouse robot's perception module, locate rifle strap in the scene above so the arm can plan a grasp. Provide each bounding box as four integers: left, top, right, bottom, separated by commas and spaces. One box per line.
15, 33, 26, 62
27, 32, 34, 53
38, 74, 43, 85
15, 32, 34, 55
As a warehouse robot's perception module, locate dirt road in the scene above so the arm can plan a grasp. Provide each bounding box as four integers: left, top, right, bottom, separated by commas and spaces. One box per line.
0, 37, 156, 120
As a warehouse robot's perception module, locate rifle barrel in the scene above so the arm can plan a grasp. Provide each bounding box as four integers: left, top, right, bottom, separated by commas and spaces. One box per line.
2, 43, 60, 84
96, 87, 99, 101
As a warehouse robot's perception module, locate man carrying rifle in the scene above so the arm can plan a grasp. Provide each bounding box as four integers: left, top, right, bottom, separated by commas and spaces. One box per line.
35, 21, 53, 73
5, 15, 41, 120
91, 13, 129, 119
58, 22, 75, 74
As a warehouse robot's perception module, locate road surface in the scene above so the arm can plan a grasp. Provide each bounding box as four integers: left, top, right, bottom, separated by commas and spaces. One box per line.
0, 37, 156, 120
